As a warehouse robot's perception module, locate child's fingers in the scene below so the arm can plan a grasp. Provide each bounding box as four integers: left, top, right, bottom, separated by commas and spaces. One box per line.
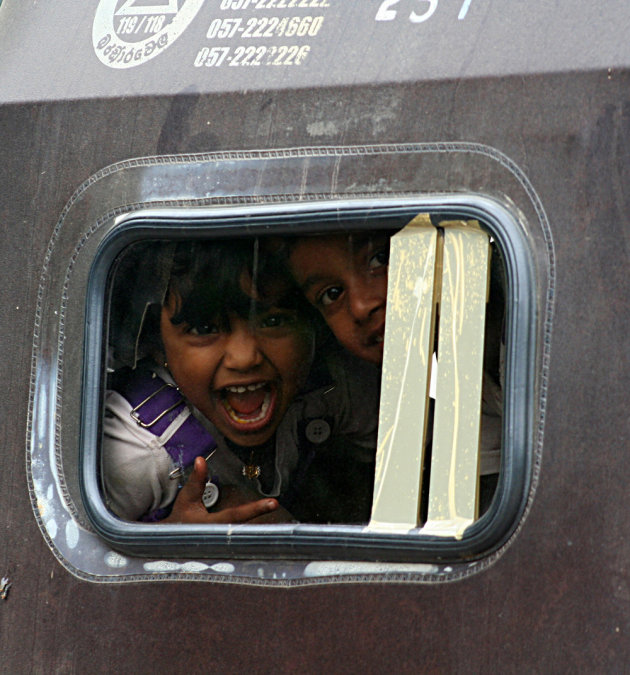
192, 455, 208, 482
175, 456, 208, 504
163, 457, 209, 521
210, 498, 279, 524
166, 461, 280, 523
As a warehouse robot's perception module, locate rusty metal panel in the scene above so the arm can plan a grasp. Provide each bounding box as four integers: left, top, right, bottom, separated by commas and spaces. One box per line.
1, 1, 630, 102
1, 0, 630, 671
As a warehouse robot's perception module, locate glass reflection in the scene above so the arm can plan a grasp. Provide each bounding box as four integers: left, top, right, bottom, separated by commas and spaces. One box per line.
102, 221, 503, 527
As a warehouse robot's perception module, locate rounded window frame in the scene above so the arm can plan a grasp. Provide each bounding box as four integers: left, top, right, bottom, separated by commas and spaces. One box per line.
82, 197, 535, 563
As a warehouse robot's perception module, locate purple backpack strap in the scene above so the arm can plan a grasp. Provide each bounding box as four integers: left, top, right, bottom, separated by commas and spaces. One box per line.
114, 369, 217, 521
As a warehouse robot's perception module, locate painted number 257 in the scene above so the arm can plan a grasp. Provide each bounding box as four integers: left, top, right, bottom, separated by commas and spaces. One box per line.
375, 0, 473, 23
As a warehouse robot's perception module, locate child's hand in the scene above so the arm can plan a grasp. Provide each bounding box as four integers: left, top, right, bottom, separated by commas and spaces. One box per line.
218, 485, 296, 524
163, 456, 279, 524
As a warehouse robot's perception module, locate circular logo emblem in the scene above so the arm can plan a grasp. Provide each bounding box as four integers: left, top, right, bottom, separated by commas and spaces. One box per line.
93, 0, 205, 69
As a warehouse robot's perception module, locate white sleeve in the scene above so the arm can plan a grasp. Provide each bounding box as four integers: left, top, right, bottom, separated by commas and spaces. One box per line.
102, 390, 179, 521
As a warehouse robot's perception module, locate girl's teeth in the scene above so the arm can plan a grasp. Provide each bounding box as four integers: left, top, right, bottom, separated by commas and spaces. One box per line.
224, 382, 266, 394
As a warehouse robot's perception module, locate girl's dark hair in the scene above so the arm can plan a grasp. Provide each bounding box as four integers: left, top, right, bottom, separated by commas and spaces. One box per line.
109, 238, 332, 371
166, 238, 311, 330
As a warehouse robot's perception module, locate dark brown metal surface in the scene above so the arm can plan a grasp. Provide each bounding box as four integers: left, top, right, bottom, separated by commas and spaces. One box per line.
2, 0, 630, 669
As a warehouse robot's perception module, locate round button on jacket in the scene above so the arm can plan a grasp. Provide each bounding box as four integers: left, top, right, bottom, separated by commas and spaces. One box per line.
305, 419, 331, 444
202, 481, 220, 510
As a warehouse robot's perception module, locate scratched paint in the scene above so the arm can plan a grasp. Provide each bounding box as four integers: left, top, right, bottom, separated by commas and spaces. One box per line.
65, 519, 80, 549
105, 551, 128, 569
304, 561, 439, 577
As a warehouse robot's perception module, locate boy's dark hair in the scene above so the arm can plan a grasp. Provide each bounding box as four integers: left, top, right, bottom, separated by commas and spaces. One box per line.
276, 227, 397, 258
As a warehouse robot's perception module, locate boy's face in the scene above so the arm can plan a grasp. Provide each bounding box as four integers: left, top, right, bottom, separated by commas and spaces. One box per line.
161, 290, 313, 447
289, 233, 389, 365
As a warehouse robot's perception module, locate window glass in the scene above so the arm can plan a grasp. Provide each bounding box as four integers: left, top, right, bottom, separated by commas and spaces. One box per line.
101, 214, 505, 533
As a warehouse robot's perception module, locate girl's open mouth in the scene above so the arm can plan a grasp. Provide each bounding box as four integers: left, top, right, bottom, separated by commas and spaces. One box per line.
218, 381, 277, 432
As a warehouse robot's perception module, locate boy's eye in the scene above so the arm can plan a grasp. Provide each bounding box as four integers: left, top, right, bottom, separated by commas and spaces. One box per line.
368, 248, 389, 270
319, 286, 344, 307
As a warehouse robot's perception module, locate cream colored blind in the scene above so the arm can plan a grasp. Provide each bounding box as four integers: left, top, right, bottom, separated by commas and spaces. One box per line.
368, 216, 490, 538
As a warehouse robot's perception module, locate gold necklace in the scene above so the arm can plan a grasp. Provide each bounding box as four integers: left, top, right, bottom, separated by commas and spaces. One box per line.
242, 450, 261, 480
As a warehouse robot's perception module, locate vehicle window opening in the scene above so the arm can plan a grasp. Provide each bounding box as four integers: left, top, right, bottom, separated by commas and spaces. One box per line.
101, 213, 505, 535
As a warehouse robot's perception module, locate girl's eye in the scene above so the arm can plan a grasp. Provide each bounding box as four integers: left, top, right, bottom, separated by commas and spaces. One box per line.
259, 312, 296, 329
188, 323, 219, 336
319, 286, 343, 307
368, 248, 389, 270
